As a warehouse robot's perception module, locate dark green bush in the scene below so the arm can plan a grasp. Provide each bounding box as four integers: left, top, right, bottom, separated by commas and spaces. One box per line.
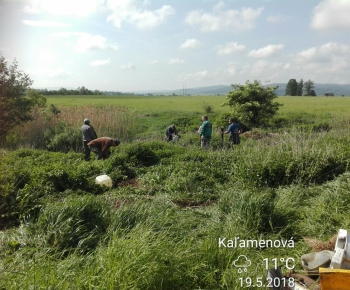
0, 150, 104, 228
44, 121, 81, 153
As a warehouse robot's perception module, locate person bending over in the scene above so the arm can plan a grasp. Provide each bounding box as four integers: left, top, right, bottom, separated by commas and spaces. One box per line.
88, 137, 120, 160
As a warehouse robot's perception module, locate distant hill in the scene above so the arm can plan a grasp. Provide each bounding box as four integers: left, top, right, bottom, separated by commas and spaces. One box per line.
140, 83, 350, 96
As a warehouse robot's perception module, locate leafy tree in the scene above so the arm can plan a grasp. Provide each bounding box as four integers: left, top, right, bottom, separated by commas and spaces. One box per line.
285, 79, 298, 96
304, 79, 315, 96
222, 80, 282, 129
0, 54, 46, 138
296, 79, 304, 96
310, 89, 316, 96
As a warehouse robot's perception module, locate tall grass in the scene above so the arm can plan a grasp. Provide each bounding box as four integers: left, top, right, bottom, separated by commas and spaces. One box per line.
3, 105, 138, 150
2, 101, 350, 289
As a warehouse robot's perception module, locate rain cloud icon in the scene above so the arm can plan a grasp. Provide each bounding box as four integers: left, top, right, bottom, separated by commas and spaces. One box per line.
233, 255, 251, 273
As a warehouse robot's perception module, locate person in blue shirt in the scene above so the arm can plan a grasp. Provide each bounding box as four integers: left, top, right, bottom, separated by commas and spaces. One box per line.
223, 118, 241, 146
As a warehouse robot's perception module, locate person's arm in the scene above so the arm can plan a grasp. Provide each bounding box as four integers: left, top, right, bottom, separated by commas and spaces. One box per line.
199, 123, 206, 135
89, 126, 98, 139
224, 124, 231, 134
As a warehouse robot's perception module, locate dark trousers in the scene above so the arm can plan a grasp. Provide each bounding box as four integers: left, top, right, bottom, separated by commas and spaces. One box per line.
83, 141, 91, 161
230, 133, 240, 145
165, 133, 173, 141
201, 137, 211, 149
89, 145, 103, 160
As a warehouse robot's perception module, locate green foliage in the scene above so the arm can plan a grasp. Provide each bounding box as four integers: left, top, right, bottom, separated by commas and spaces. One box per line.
202, 102, 214, 114
2, 113, 350, 289
285, 78, 298, 96
0, 149, 104, 226
222, 80, 282, 129
304, 79, 315, 96
44, 121, 81, 152
0, 54, 47, 140
49, 103, 61, 115
35, 195, 111, 254
296, 79, 304, 96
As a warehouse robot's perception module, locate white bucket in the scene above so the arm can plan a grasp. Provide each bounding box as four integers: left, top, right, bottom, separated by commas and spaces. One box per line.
95, 174, 113, 187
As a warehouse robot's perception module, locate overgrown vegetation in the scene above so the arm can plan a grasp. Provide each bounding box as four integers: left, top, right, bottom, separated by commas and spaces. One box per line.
1, 113, 350, 288
1, 89, 350, 289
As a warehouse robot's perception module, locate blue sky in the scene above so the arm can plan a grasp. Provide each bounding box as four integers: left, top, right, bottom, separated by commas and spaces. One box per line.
1, 0, 350, 91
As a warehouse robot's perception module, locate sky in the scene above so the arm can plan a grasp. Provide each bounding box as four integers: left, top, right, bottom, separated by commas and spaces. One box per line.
1, 0, 350, 92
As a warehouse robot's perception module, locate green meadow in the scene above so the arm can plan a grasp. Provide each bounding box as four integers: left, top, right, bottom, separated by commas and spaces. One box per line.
1, 94, 350, 289
46, 94, 350, 115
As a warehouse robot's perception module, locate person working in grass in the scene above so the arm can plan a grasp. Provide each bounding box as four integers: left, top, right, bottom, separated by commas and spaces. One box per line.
81, 118, 98, 161
88, 137, 120, 160
165, 124, 178, 142
198, 115, 212, 149
223, 118, 241, 146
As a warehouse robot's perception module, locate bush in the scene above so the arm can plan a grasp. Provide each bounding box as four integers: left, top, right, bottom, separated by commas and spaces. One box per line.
44, 121, 82, 152
0, 149, 104, 227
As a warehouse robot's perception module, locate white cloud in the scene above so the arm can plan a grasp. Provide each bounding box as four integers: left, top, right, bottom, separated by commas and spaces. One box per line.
185, 5, 263, 32
107, 0, 174, 29
28, 67, 72, 80
54, 32, 118, 53
249, 60, 283, 79
22, 20, 70, 27
266, 15, 283, 24
148, 60, 159, 64
311, 0, 350, 31
248, 44, 284, 58
217, 42, 246, 55
120, 63, 135, 70
90, 59, 110, 66
49, 68, 72, 79
180, 70, 209, 81
168, 58, 184, 64
296, 42, 350, 63
180, 39, 201, 49
22, 0, 104, 16
281, 42, 350, 84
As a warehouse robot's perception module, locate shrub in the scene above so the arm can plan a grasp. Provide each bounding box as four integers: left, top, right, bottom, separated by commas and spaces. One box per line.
202, 102, 214, 114
44, 121, 82, 152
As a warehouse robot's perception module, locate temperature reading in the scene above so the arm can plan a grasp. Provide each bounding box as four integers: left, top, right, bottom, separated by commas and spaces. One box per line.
263, 257, 295, 270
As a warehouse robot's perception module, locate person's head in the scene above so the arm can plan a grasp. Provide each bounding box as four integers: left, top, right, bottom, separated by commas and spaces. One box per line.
84, 118, 90, 125
228, 118, 234, 124
202, 115, 208, 121
171, 124, 176, 129
114, 139, 120, 146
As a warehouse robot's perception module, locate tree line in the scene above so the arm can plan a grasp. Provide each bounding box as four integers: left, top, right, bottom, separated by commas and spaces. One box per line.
37, 87, 139, 96
285, 79, 316, 96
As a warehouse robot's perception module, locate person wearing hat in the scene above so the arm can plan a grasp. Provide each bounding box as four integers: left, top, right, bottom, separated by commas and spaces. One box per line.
81, 118, 98, 161
87, 137, 120, 160
165, 125, 178, 142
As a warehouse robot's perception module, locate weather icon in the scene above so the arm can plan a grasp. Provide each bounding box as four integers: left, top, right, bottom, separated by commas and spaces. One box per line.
233, 255, 251, 273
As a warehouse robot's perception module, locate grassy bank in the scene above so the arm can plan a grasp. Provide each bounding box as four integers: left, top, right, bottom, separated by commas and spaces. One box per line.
1, 128, 350, 288
1, 95, 350, 289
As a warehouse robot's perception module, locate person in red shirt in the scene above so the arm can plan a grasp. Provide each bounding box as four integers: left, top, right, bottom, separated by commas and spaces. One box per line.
87, 137, 120, 160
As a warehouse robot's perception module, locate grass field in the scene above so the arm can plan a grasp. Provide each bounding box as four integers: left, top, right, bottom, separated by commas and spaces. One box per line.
46, 95, 350, 116
1, 94, 350, 289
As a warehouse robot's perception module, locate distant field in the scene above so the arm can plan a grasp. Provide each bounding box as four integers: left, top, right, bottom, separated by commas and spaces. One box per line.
46, 95, 350, 116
